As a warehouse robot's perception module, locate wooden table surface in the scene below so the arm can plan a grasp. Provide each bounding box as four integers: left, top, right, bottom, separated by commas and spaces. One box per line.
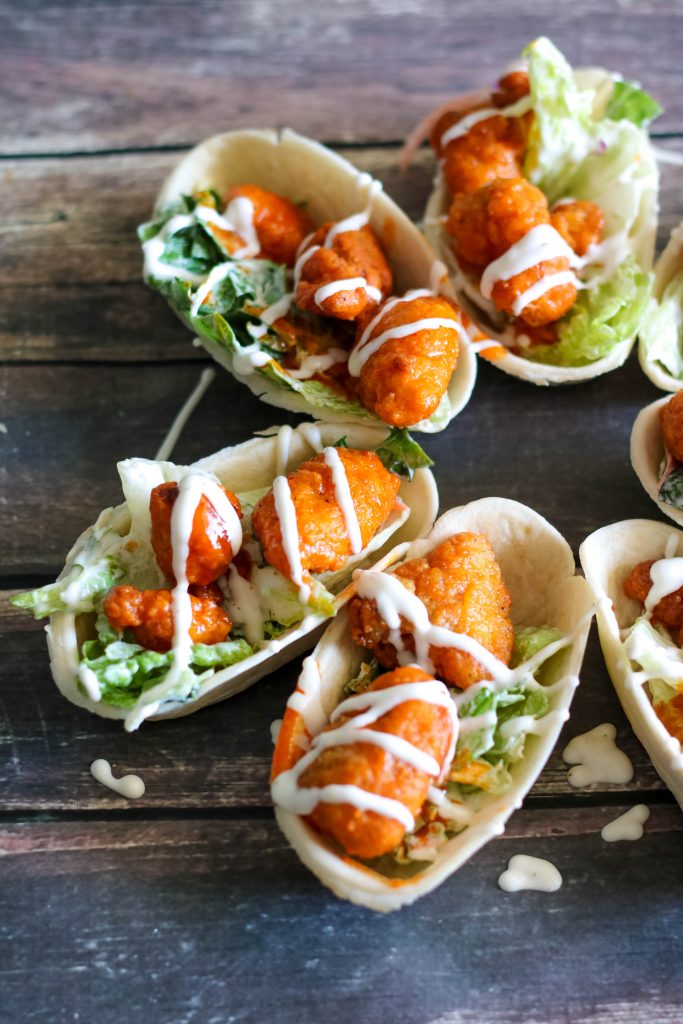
2, 3, 683, 1022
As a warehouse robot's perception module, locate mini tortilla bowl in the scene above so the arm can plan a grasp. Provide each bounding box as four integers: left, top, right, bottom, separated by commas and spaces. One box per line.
630, 394, 683, 527
579, 520, 683, 806
638, 222, 683, 391
272, 497, 594, 911
152, 128, 477, 432
46, 421, 438, 725
423, 68, 658, 386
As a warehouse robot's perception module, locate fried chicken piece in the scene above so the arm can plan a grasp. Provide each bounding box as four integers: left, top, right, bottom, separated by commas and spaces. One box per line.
655, 692, 683, 745
251, 449, 400, 583
623, 560, 683, 635
492, 69, 531, 108
348, 532, 514, 689
447, 177, 577, 327
149, 481, 242, 587
300, 666, 455, 859
353, 294, 461, 427
442, 115, 525, 196
226, 184, 314, 267
295, 224, 392, 321
103, 583, 232, 652
660, 390, 683, 462
550, 200, 604, 257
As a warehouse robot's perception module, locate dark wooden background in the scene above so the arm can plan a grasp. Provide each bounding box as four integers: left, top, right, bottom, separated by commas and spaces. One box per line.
2, 3, 682, 1022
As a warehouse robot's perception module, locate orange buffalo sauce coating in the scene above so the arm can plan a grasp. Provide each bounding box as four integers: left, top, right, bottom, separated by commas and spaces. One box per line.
348, 532, 514, 689
442, 115, 525, 196
448, 177, 577, 327
550, 200, 604, 258
623, 560, 683, 643
492, 70, 530, 108
226, 184, 314, 267
149, 481, 242, 587
299, 666, 454, 859
654, 692, 683, 745
251, 449, 400, 583
295, 224, 392, 321
355, 294, 460, 428
103, 583, 232, 652
659, 390, 683, 463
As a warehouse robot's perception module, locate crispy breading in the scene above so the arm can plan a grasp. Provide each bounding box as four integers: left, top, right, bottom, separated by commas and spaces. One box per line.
442, 114, 524, 195
348, 532, 514, 689
226, 184, 314, 267
149, 482, 242, 587
251, 449, 401, 582
300, 666, 454, 859
295, 224, 392, 321
623, 559, 683, 634
354, 294, 460, 427
550, 200, 604, 257
104, 583, 232, 652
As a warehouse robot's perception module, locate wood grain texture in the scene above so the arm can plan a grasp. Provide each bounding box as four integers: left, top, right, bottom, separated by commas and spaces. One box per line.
1, 811, 681, 1024
1, 1, 682, 155
2, 145, 683, 363
0, 594, 669, 810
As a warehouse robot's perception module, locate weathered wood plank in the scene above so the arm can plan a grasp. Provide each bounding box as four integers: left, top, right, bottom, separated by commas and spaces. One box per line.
2, 144, 683, 363
0, 348, 664, 576
1, 811, 681, 1024
2, 1, 682, 155
0, 592, 669, 810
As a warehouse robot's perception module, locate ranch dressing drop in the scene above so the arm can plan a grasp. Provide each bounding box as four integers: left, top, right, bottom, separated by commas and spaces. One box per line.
562, 723, 634, 787
498, 854, 562, 893
601, 804, 650, 843
90, 759, 145, 799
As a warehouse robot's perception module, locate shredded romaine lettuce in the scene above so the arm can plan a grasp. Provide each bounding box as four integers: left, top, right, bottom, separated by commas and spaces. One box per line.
11, 555, 123, 618
605, 79, 662, 128
640, 279, 683, 381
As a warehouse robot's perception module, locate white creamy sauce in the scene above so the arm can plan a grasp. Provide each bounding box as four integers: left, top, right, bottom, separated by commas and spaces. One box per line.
276, 424, 294, 476
511, 270, 577, 315
480, 224, 578, 300
427, 785, 474, 824
439, 94, 532, 150
154, 367, 216, 462
249, 291, 295, 340
90, 759, 145, 799
273, 475, 310, 603
286, 655, 327, 738
644, 558, 683, 618
223, 563, 264, 646
498, 854, 562, 893
78, 664, 101, 702
601, 804, 650, 843
270, 719, 283, 745
272, 674, 457, 829
314, 277, 382, 307
143, 214, 206, 285
286, 348, 349, 380
219, 197, 260, 257
232, 342, 273, 376
348, 315, 466, 377
124, 473, 242, 731
562, 723, 634, 787
323, 446, 362, 554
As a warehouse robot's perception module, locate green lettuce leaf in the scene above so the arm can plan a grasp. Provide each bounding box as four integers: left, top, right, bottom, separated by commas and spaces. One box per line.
605, 79, 662, 128
527, 257, 651, 366
640, 280, 683, 381
159, 223, 223, 276
511, 625, 565, 667
11, 556, 123, 619
374, 428, 433, 480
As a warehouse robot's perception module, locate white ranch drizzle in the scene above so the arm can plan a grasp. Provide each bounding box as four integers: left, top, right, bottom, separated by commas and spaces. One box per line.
222, 563, 264, 647
427, 785, 474, 824
480, 224, 579, 300
143, 214, 205, 285
348, 314, 467, 378
273, 475, 310, 603
124, 473, 243, 731
644, 557, 683, 618
190, 262, 234, 316
249, 292, 296, 340
276, 424, 294, 476
314, 278, 382, 307
90, 759, 145, 799
439, 95, 532, 149
601, 804, 650, 842
232, 342, 272, 375
498, 854, 562, 893
286, 348, 349, 380
214, 196, 260, 258
511, 271, 577, 316
273, 674, 457, 829
78, 664, 101, 702
286, 656, 327, 738
562, 723, 634, 787
154, 367, 216, 462
323, 447, 362, 554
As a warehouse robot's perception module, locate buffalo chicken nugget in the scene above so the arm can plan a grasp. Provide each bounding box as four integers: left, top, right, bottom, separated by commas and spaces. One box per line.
442, 115, 525, 197
295, 224, 392, 321
448, 178, 577, 326
348, 532, 514, 689
354, 295, 461, 428
251, 449, 401, 584
300, 666, 455, 859
659, 390, 683, 462
550, 200, 604, 258
226, 184, 314, 267
104, 584, 232, 653
623, 559, 683, 636
150, 481, 242, 587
